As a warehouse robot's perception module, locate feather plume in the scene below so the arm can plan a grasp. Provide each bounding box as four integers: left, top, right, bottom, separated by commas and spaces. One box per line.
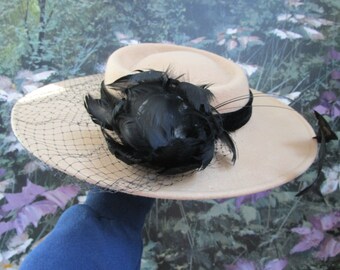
84, 70, 253, 175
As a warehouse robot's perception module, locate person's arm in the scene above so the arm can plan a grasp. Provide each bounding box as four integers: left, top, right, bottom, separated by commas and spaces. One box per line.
20, 190, 154, 270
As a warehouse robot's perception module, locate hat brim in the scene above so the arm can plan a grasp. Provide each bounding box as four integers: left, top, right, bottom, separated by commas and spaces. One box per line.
11, 74, 317, 200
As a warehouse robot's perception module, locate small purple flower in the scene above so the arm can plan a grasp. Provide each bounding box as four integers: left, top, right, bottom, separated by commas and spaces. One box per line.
313, 91, 340, 119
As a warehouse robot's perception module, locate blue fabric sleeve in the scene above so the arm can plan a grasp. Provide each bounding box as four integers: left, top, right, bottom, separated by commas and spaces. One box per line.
20, 191, 155, 270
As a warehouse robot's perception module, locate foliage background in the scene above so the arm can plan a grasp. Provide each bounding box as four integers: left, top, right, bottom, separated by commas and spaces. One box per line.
0, 0, 339, 269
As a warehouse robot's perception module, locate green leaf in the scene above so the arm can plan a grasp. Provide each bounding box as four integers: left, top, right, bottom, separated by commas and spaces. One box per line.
173, 219, 189, 234
240, 205, 257, 224
271, 191, 296, 203
141, 258, 158, 270
198, 200, 241, 222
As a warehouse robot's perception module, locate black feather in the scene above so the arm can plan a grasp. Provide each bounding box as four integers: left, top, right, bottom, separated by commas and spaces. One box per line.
296, 111, 338, 197
313, 110, 338, 143
84, 70, 253, 174
108, 70, 168, 91
84, 82, 119, 130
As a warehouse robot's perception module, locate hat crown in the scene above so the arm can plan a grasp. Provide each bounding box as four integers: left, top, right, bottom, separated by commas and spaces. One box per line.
104, 43, 250, 112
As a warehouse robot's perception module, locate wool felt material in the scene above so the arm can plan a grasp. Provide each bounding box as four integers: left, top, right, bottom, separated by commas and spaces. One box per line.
11, 44, 318, 199
20, 191, 154, 270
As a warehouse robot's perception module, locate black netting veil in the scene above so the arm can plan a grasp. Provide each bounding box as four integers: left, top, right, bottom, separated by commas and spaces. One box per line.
11, 75, 205, 195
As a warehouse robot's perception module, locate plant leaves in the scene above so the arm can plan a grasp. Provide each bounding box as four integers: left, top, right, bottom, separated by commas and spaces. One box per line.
309, 211, 340, 231
290, 228, 324, 253
225, 259, 256, 270
240, 205, 257, 225
263, 258, 288, 270
0, 221, 14, 236
314, 237, 340, 260
13, 200, 58, 235
271, 191, 295, 203
42, 185, 80, 209
173, 219, 189, 234
302, 26, 325, 40
1, 233, 33, 261
320, 179, 339, 195
1, 180, 46, 212
23, 160, 49, 175
269, 29, 302, 40
200, 200, 240, 221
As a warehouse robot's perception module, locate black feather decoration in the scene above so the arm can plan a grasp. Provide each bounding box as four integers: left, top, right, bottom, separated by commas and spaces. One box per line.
84, 70, 253, 175
296, 111, 338, 197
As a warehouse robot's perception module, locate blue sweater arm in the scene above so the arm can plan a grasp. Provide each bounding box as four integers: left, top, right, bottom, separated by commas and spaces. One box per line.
20, 191, 155, 270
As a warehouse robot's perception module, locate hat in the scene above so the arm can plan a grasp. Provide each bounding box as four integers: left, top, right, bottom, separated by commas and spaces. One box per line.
11, 43, 317, 200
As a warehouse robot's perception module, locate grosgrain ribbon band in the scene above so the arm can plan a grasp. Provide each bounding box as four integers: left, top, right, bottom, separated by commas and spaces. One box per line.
221, 90, 253, 132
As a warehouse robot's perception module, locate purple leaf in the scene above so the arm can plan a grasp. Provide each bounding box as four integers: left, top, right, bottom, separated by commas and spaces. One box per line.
0, 220, 15, 236
1, 180, 46, 212
263, 259, 288, 270
313, 91, 340, 119
314, 237, 340, 260
331, 70, 340, 80
291, 227, 312, 235
313, 104, 330, 115
0, 168, 6, 178
42, 185, 80, 209
13, 200, 58, 235
321, 91, 337, 102
225, 259, 257, 270
333, 102, 340, 118
328, 48, 340, 61
310, 212, 340, 231
290, 228, 324, 253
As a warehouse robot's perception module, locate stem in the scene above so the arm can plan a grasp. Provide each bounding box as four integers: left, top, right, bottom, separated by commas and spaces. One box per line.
278, 197, 300, 232
176, 201, 196, 268
24, 0, 34, 53
178, 201, 194, 249
155, 199, 159, 231
36, 0, 46, 66
266, 195, 271, 229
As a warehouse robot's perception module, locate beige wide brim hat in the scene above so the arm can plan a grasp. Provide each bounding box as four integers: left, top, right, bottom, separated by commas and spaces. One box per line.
11, 43, 317, 200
